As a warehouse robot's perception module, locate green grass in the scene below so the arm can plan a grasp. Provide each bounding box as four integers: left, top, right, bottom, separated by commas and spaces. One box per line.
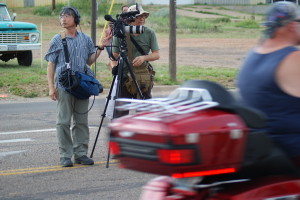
88, 63, 238, 89
153, 64, 238, 87
235, 19, 260, 28
32, 3, 66, 17
0, 59, 238, 98
0, 60, 48, 97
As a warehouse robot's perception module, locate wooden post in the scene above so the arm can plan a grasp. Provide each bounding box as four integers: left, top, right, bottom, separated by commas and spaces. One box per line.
91, 0, 97, 45
52, 0, 55, 11
40, 23, 43, 68
169, 0, 177, 82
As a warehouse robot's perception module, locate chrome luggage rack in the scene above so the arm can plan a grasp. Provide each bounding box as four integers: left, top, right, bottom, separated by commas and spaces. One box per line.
115, 88, 219, 118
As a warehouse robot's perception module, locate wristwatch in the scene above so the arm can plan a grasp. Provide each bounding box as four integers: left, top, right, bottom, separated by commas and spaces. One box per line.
98, 46, 105, 50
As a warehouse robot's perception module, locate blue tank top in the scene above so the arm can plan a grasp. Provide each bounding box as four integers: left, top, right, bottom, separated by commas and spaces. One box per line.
237, 46, 300, 135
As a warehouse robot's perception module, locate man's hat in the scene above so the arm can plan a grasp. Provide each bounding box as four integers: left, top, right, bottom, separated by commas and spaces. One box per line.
128, 5, 150, 18
262, 1, 300, 27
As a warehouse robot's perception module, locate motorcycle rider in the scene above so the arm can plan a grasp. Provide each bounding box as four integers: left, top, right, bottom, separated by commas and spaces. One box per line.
237, 1, 300, 165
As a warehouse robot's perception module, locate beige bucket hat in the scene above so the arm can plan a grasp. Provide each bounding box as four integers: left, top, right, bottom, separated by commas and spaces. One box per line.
128, 5, 150, 18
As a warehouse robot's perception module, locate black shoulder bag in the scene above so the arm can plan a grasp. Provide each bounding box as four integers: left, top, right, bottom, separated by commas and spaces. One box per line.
58, 33, 103, 99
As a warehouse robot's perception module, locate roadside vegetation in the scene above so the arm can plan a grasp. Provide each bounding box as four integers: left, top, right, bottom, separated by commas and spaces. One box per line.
0, 2, 264, 98
0, 61, 238, 98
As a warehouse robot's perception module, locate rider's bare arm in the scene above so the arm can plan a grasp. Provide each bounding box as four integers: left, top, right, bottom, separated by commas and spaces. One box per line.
276, 51, 300, 98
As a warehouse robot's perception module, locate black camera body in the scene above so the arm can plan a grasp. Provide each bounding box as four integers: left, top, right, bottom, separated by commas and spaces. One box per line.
120, 10, 139, 23
104, 6, 144, 39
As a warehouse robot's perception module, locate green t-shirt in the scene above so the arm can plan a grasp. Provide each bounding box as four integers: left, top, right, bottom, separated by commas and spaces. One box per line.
112, 26, 159, 76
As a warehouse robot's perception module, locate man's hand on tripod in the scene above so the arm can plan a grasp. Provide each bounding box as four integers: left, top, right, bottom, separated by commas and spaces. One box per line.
112, 65, 119, 76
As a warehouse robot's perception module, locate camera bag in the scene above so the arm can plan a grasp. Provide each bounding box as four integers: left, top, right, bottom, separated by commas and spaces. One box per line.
123, 34, 155, 96
58, 32, 103, 99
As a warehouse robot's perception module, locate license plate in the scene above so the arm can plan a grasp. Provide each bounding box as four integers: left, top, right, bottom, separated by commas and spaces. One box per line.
8, 45, 17, 51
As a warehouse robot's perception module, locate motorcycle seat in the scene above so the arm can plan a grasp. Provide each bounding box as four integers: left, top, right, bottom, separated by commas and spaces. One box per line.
181, 80, 266, 128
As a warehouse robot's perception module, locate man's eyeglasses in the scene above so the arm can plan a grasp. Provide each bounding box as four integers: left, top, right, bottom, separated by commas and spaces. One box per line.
136, 14, 147, 19
293, 19, 300, 23
59, 14, 72, 19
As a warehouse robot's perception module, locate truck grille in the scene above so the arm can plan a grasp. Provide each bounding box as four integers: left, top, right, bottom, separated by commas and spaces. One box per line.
0, 33, 31, 44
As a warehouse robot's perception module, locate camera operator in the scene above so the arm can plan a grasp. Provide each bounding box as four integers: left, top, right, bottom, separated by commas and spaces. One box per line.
45, 6, 107, 167
111, 5, 160, 103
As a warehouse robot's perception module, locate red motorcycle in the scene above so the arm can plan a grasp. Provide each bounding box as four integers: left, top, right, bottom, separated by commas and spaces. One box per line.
108, 80, 300, 200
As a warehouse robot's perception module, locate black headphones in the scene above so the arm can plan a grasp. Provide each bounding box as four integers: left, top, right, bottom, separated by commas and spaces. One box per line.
61, 6, 80, 26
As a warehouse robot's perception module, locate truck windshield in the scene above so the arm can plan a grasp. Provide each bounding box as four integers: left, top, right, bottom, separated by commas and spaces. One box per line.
0, 6, 12, 21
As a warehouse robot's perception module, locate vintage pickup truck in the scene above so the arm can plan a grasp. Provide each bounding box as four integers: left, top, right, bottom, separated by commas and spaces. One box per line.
0, 3, 40, 66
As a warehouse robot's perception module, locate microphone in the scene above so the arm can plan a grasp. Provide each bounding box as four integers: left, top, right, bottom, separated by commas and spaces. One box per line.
104, 15, 116, 23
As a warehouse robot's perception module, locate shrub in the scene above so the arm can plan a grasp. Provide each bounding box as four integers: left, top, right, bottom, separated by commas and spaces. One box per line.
151, 8, 169, 17
33, 3, 65, 16
33, 6, 52, 16
70, 0, 110, 16
213, 17, 231, 23
235, 19, 259, 28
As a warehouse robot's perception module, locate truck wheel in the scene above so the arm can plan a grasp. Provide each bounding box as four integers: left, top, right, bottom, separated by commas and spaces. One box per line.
17, 51, 32, 66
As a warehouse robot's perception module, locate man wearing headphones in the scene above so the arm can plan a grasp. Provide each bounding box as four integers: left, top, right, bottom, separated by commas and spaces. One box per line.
45, 6, 106, 167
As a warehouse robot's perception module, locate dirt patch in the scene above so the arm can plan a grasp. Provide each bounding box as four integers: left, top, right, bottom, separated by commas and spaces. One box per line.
38, 37, 257, 69
178, 6, 254, 19
154, 37, 257, 68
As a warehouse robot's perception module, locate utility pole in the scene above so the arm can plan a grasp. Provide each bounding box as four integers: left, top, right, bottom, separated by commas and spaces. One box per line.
52, 0, 55, 11
91, 0, 97, 45
169, 0, 176, 82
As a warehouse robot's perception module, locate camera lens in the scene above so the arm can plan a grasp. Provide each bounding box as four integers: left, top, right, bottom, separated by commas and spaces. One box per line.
124, 25, 145, 34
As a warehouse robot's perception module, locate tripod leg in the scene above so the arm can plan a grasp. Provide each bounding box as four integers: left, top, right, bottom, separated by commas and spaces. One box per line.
106, 142, 111, 168
90, 75, 117, 158
112, 57, 127, 118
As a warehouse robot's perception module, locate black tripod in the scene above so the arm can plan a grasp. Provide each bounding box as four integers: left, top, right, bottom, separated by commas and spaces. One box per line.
90, 34, 144, 167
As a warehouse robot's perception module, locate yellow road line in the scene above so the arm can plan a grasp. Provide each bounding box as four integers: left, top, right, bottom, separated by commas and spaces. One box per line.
0, 160, 118, 176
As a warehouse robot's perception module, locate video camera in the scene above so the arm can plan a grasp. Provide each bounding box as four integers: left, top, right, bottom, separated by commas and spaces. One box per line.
104, 3, 144, 39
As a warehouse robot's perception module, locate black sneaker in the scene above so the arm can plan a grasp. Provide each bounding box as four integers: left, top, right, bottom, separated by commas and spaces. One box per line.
75, 155, 94, 165
60, 157, 73, 167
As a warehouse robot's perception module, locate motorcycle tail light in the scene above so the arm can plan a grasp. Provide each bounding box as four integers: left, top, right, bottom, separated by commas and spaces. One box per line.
172, 168, 236, 178
109, 141, 120, 155
157, 149, 195, 165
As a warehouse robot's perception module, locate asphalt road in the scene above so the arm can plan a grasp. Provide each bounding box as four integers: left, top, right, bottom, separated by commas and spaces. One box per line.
0, 96, 158, 200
